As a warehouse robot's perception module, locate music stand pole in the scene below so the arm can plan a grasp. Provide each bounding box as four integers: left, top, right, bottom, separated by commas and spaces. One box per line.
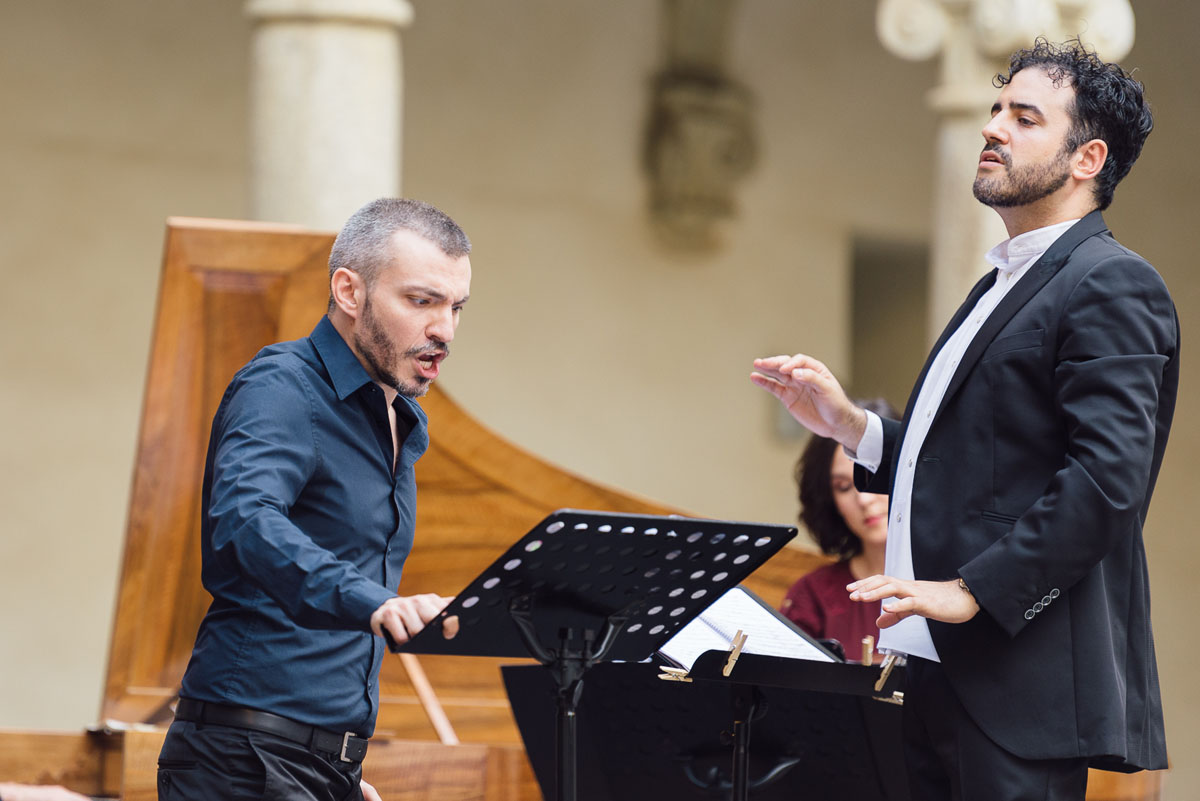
511, 596, 634, 801
730, 684, 760, 801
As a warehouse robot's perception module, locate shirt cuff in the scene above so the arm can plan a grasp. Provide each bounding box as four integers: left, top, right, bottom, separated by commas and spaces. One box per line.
844, 410, 883, 472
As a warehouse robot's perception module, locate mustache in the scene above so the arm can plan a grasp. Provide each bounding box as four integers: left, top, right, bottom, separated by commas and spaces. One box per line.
982, 143, 1011, 166
403, 343, 450, 359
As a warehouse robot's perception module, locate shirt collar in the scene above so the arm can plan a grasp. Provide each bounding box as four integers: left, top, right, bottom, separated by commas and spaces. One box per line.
985, 218, 1082, 275
310, 315, 374, 401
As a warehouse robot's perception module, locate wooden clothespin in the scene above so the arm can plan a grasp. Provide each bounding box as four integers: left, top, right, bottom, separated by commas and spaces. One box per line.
723, 629, 748, 677
874, 653, 900, 693
658, 666, 693, 683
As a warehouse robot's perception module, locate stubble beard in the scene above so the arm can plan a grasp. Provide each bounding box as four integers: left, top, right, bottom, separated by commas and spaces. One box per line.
355, 297, 432, 399
972, 145, 1072, 209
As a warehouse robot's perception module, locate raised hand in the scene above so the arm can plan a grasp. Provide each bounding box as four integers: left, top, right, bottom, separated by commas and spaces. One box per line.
750, 353, 866, 448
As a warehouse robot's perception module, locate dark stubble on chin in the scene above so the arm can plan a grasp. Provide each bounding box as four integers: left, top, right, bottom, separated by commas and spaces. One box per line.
972, 144, 1073, 208
355, 297, 432, 399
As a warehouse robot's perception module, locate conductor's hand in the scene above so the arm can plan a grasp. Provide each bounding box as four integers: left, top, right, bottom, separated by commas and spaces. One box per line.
847, 575, 979, 629
370, 593, 459, 645
360, 778, 383, 801
750, 353, 867, 449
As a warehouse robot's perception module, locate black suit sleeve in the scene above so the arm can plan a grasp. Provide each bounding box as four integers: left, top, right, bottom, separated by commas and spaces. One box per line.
854, 415, 901, 495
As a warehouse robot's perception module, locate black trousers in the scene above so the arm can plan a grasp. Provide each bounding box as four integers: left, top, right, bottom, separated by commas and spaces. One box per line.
903, 657, 1089, 801
158, 720, 364, 801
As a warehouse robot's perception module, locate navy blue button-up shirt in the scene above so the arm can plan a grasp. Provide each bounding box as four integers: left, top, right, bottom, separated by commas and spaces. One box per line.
180, 316, 428, 735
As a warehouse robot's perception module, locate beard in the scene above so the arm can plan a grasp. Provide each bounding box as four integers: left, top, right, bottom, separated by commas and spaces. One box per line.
973, 144, 1072, 208
354, 295, 438, 398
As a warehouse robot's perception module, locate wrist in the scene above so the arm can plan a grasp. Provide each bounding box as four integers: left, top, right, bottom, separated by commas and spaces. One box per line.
841, 406, 869, 452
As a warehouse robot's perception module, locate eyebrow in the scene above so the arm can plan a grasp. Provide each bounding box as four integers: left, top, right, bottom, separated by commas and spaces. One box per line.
992, 101, 1046, 119
403, 285, 471, 304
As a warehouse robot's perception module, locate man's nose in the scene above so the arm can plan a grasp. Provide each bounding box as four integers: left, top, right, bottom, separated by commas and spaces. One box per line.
427, 307, 456, 343
981, 116, 1007, 145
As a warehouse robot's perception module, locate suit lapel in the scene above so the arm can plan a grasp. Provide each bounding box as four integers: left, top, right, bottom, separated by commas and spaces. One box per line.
935, 210, 1109, 418
907, 268, 996, 421
888, 268, 997, 488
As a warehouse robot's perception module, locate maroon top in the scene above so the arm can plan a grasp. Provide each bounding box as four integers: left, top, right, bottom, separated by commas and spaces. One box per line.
780, 560, 880, 659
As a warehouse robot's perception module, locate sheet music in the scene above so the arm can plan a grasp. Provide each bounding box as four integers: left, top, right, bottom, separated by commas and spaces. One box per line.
658, 585, 837, 669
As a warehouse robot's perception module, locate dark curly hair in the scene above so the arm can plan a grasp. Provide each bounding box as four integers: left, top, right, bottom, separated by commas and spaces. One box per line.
997, 37, 1152, 211
795, 398, 899, 559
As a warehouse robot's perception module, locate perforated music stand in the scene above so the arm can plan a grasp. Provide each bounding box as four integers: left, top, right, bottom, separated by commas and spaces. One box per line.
392, 509, 797, 801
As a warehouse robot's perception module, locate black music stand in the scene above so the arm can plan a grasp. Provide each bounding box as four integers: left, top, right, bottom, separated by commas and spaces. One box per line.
502, 659, 909, 801
392, 509, 797, 801
685, 650, 909, 801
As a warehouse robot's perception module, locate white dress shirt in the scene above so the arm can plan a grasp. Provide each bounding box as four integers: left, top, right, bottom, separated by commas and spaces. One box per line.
853, 218, 1081, 661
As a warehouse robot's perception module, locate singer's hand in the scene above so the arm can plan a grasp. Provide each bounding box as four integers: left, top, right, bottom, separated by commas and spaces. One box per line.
370, 593, 458, 644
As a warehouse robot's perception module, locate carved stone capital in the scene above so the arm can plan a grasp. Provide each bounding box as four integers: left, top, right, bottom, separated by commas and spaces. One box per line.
1061, 0, 1135, 62
876, 0, 951, 61
970, 0, 1058, 58
877, 0, 1136, 65
644, 76, 757, 249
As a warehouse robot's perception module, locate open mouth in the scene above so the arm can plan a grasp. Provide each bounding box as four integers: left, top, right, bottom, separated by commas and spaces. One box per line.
979, 149, 1006, 167
413, 350, 447, 379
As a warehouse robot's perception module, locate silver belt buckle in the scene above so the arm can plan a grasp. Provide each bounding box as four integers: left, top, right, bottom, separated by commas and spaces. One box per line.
339, 731, 354, 762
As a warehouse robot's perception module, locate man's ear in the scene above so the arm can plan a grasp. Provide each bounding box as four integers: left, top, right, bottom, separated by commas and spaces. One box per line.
330, 267, 365, 320
1073, 138, 1108, 182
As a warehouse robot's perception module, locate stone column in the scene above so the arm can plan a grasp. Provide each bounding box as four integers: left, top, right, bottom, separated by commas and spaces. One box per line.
876, 0, 1134, 343
245, 0, 414, 230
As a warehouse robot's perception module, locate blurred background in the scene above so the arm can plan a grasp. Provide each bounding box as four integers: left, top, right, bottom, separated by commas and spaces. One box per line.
1, 0, 1195, 794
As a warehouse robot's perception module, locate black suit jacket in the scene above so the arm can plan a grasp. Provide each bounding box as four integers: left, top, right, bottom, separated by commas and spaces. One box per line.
859, 210, 1177, 771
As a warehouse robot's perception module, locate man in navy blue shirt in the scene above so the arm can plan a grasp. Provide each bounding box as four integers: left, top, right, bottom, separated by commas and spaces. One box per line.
158, 198, 472, 801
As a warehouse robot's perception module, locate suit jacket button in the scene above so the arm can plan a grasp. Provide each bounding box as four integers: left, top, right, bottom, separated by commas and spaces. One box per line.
1033, 602, 1044, 613
1042, 595, 1052, 605
1050, 588, 1060, 599
1024, 609, 1036, 620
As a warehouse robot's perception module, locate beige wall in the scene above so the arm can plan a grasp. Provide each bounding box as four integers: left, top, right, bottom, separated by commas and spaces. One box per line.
0, 0, 250, 732
1, 0, 1197, 794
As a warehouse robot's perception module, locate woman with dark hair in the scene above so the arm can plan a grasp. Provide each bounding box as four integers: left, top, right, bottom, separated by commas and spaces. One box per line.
780, 398, 898, 661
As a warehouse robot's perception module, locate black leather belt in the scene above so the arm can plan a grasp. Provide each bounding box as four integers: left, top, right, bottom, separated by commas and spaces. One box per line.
174, 698, 369, 763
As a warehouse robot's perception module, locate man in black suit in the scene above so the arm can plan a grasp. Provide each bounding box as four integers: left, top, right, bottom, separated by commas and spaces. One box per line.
752, 39, 1175, 801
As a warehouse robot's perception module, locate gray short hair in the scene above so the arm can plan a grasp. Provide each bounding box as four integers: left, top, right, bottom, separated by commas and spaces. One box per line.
328, 198, 471, 306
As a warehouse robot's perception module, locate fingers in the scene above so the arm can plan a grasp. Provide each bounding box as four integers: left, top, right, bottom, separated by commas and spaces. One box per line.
850, 575, 922, 629
442, 615, 460, 640
752, 353, 828, 378
749, 371, 788, 398
411, 592, 445, 621
877, 597, 920, 629
751, 354, 797, 376
371, 594, 461, 644
360, 778, 384, 801
394, 599, 430, 641
850, 577, 982, 627
848, 575, 910, 602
